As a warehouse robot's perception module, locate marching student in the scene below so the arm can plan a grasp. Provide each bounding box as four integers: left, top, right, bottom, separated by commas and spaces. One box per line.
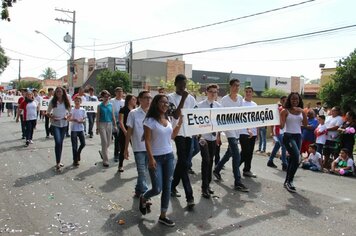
68, 96, 86, 166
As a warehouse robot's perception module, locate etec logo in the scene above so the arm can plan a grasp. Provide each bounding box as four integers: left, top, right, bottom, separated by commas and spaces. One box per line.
187, 113, 210, 125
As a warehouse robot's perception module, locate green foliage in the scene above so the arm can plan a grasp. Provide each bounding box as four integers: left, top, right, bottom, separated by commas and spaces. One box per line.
12, 80, 42, 90
160, 79, 202, 95
319, 49, 356, 113
39, 67, 57, 80
261, 88, 287, 98
0, 44, 9, 75
96, 69, 131, 96
1, 0, 16, 21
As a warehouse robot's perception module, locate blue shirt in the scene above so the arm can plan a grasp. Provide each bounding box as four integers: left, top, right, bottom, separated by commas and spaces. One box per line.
302, 117, 318, 141
99, 102, 113, 122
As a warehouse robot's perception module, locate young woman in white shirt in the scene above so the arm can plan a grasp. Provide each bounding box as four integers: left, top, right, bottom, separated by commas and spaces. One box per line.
139, 94, 181, 227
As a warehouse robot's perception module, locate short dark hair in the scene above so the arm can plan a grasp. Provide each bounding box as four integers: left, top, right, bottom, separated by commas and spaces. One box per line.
229, 78, 240, 86
316, 102, 322, 105
244, 86, 254, 92
280, 95, 287, 100
100, 90, 111, 97
206, 84, 219, 91
138, 90, 150, 98
318, 115, 326, 120
309, 143, 317, 150
174, 74, 187, 85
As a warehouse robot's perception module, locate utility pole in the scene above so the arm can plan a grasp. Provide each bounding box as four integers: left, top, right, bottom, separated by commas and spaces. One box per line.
55, 8, 76, 93
10, 58, 22, 82
129, 41, 133, 92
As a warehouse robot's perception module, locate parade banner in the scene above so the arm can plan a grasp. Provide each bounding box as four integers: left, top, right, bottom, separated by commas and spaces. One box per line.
181, 104, 280, 136
2, 95, 22, 103
39, 99, 100, 113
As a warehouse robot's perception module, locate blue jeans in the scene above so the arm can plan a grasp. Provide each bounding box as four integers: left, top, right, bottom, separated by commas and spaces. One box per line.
302, 162, 320, 171
258, 127, 267, 152
71, 131, 86, 162
134, 151, 149, 195
52, 126, 67, 164
143, 152, 174, 213
214, 137, 242, 185
25, 119, 36, 141
283, 133, 302, 183
87, 113, 96, 136
269, 134, 287, 165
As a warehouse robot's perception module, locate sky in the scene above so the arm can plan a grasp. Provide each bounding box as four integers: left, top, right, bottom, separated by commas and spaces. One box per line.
1, 0, 356, 83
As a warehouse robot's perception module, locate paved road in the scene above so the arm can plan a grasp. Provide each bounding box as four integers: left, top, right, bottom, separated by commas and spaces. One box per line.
0, 115, 355, 236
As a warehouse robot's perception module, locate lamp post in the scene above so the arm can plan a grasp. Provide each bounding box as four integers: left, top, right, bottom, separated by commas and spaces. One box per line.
35, 30, 70, 86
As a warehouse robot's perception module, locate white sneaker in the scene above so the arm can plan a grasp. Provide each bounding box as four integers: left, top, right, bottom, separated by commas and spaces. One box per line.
29, 140, 34, 144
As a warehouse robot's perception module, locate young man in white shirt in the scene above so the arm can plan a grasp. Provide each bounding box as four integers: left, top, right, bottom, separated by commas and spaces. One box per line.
239, 86, 258, 178
168, 74, 197, 208
86, 87, 98, 138
213, 78, 249, 192
197, 84, 222, 198
124, 91, 152, 197
110, 87, 125, 162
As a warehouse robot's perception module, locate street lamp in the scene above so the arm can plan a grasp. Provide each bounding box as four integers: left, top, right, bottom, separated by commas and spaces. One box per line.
35, 30, 70, 86
63, 32, 75, 95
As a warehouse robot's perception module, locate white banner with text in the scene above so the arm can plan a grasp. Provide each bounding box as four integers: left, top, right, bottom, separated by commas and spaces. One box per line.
181, 104, 280, 136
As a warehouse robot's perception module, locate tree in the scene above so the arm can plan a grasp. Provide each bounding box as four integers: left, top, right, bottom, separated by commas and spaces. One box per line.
261, 88, 287, 98
1, 0, 17, 21
319, 49, 356, 113
39, 67, 57, 80
12, 80, 42, 90
96, 69, 131, 96
0, 44, 9, 75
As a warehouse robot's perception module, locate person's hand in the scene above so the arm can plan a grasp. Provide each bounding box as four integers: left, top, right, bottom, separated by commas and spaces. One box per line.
148, 158, 157, 169
181, 90, 189, 100
15, 117, 19, 123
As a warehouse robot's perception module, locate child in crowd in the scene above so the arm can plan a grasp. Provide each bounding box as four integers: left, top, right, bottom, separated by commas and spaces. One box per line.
314, 115, 327, 155
301, 143, 322, 171
69, 96, 86, 166
330, 148, 355, 176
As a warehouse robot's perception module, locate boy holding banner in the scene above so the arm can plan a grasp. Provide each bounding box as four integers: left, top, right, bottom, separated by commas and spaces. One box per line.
213, 78, 249, 192
197, 84, 222, 198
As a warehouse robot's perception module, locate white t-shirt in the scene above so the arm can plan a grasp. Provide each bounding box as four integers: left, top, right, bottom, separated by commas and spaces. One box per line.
70, 107, 86, 131
325, 115, 344, 141
197, 99, 222, 141
220, 94, 243, 138
110, 98, 125, 120
126, 107, 146, 152
315, 124, 327, 145
25, 101, 38, 121
239, 99, 258, 136
47, 101, 70, 128
143, 117, 173, 156
34, 95, 42, 105
167, 92, 197, 137
308, 152, 322, 170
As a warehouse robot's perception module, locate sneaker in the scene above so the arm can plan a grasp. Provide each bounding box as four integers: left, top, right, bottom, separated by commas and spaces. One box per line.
24, 141, 29, 147
213, 170, 222, 180
103, 163, 109, 168
284, 182, 296, 193
243, 171, 257, 178
208, 187, 214, 194
234, 182, 250, 192
187, 199, 195, 209
139, 195, 147, 215
118, 167, 124, 173
73, 161, 80, 167
29, 140, 34, 144
171, 189, 181, 197
201, 189, 210, 199
158, 217, 175, 227
188, 168, 196, 175
89, 134, 93, 138
267, 161, 278, 168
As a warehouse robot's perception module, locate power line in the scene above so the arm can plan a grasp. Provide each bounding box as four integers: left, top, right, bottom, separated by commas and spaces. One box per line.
3, 47, 67, 61
77, 0, 316, 48
133, 24, 356, 61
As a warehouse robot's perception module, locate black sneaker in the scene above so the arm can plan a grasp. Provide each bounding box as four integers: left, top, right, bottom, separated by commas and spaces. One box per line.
284, 182, 296, 193
267, 161, 278, 168
201, 190, 210, 199
188, 168, 196, 175
139, 195, 147, 215
158, 217, 175, 227
234, 182, 249, 192
24, 141, 29, 147
213, 170, 221, 180
208, 187, 214, 194
187, 199, 195, 209
171, 189, 181, 197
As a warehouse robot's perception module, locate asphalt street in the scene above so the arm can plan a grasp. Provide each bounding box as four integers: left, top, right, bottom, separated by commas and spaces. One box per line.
0, 115, 355, 236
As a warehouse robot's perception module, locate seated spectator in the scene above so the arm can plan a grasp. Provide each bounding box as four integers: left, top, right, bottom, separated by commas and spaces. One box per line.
301, 144, 322, 171
330, 148, 354, 176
